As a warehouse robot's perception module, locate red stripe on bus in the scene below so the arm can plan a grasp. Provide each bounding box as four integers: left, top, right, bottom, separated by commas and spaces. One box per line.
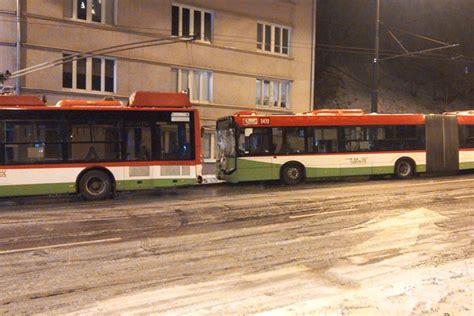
234, 115, 426, 127
457, 117, 474, 124
1, 160, 200, 170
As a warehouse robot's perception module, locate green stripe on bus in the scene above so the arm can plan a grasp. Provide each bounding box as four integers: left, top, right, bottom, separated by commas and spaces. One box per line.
0, 183, 76, 197
0, 178, 197, 197
224, 159, 427, 183
225, 160, 280, 183
460, 161, 474, 170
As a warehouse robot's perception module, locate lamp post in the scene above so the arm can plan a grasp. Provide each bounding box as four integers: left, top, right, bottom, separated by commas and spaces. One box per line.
371, 0, 380, 113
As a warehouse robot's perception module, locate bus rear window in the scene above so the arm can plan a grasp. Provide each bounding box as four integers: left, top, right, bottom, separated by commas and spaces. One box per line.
156, 122, 192, 161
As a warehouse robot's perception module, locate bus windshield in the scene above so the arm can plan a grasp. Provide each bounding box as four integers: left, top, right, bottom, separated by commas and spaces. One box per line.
216, 119, 236, 160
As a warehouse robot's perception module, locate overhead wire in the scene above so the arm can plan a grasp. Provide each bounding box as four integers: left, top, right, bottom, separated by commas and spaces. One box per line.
1, 14, 471, 58
1, 11, 472, 82
6, 36, 195, 81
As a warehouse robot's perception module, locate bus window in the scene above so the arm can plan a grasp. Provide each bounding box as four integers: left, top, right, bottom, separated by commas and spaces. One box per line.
249, 128, 272, 155
0, 121, 3, 164
125, 122, 152, 161
373, 126, 394, 151
462, 125, 474, 148
272, 128, 284, 154
68, 121, 121, 162
157, 122, 191, 160
312, 128, 338, 153
93, 122, 121, 161
238, 128, 272, 155
340, 126, 369, 152
4, 121, 62, 164
396, 125, 417, 139
283, 127, 306, 154
372, 125, 423, 151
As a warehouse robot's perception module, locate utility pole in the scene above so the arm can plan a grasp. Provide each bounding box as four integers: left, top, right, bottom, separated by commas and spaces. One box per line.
371, 0, 380, 113
16, 0, 21, 95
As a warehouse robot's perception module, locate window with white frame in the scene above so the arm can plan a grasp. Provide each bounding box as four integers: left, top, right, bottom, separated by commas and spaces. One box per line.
171, 4, 212, 41
202, 131, 218, 161
256, 79, 291, 108
171, 68, 213, 102
65, 0, 115, 24
63, 54, 116, 92
257, 23, 290, 55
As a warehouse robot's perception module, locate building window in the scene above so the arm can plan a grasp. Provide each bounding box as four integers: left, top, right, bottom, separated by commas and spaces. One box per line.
201, 131, 217, 161
63, 54, 116, 93
172, 68, 213, 102
65, 0, 115, 24
171, 4, 212, 42
257, 23, 290, 55
202, 132, 212, 160
256, 79, 291, 108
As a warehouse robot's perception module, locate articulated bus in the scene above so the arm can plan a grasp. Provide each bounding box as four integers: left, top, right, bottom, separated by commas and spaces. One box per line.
217, 109, 474, 184
0, 91, 202, 200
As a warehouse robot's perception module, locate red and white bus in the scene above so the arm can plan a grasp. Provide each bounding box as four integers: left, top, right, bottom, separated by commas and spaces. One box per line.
0, 91, 202, 200
216, 109, 474, 184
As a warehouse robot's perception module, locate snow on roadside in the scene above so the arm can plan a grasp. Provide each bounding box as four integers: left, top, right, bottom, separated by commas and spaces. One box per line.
70, 208, 472, 315
261, 208, 472, 315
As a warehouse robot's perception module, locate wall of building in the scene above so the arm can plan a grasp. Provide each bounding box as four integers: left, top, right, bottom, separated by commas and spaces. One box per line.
0, 0, 316, 165
0, 0, 18, 89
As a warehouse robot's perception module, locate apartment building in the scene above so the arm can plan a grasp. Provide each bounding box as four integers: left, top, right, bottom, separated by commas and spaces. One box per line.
0, 0, 316, 166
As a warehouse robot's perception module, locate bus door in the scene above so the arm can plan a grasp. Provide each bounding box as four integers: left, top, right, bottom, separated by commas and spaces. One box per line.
271, 127, 308, 179
122, 121, 155, 190
310, 127, 341, 177
238, 127, 274, 181
338, 126, 371, 176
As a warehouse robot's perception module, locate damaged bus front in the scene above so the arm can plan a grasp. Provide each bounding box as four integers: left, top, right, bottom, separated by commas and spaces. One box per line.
216, 117, 236, 179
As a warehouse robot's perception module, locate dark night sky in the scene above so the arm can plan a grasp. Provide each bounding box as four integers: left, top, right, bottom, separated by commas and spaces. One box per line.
315, 0, 474, 109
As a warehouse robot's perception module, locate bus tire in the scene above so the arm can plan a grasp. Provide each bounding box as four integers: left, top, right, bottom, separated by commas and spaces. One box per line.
281, 163, 305, 185
394, 159, 415, 179
79, 170, 112, 201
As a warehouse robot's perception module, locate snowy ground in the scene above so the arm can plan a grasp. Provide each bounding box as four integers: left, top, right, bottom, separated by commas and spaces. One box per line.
0, 175, 472, 314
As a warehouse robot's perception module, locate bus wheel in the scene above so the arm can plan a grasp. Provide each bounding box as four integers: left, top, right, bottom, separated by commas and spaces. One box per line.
281, 164, 305, 185
394, 159, 414, 179
79, 170, 112, 201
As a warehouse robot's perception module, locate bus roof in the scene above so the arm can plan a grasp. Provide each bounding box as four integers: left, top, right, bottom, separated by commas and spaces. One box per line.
231, 109, 426, 127
0, 91, 194, 111
0, 95, 45, 107
444, 110, 474, 124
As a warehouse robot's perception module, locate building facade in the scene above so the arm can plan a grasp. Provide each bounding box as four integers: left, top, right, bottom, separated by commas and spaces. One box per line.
0, 0, 316, 166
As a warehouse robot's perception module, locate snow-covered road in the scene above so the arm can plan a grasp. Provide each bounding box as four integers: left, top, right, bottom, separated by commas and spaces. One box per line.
0, 175, 472, 314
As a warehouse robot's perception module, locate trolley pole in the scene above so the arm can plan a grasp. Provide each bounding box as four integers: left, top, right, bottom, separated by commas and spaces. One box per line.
371, 0, 380, 113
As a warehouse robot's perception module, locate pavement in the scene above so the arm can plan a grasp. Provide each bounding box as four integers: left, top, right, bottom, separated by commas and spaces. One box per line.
0, 174, 472, 314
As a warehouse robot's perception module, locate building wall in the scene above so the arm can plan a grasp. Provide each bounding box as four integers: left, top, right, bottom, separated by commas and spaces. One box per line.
0, 0, 18, 90
0, 0, 316, 164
